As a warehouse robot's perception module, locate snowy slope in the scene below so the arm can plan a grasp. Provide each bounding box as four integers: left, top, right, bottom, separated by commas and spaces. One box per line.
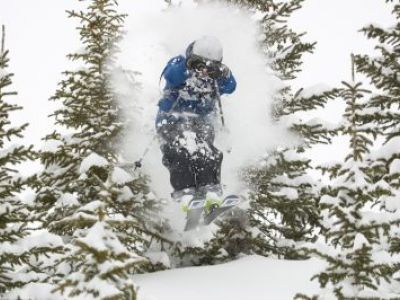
8, 255, 324, 300
134, 255, 324, 300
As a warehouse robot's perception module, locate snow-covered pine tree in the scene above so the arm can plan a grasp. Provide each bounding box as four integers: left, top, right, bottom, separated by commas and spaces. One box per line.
0, 23, 33, 295
30, 1, 168, 298
188, 0, 337, 263
53, 205, 145, 299
297, 58, 400, 299
0, 25, 58, 295
353, 0, 400, 291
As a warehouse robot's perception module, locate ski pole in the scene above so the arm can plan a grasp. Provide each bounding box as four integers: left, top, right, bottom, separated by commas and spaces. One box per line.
133, 135, 157, 170
132, 95, 182, 171
1, 25, 5, 55
117, 139, 155, 171
216, 96, 225, 127
214, 81, 225, 127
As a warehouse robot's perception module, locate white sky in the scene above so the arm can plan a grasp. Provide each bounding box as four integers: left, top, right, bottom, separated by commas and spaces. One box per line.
290, 0, 393, 88
0, 0, 394, 146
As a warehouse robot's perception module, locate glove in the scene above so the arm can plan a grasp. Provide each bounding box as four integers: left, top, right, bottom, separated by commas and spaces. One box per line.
186, 56, 206, 72
220, 64, 231, 78
187, 55, 230, 80
208, 63, 230, 80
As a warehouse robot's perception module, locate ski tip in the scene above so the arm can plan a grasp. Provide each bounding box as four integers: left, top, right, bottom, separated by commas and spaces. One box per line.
222, 194, 241, 207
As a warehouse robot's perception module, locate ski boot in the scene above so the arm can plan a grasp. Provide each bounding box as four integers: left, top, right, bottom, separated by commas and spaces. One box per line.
177, 185, 223, 231
172, 188, 205, 231
203, 194, 242, 225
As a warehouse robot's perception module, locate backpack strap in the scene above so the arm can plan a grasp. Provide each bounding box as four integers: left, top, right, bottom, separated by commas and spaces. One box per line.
159, 64, 168, 85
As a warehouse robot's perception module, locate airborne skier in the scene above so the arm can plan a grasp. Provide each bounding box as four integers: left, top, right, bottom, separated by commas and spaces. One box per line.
156, 36, 237, 230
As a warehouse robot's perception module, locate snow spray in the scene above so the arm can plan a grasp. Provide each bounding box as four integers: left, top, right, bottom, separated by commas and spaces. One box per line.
112, 0, 293, 199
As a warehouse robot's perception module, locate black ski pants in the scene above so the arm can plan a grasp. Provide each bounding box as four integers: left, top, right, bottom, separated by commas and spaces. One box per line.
159, 118, 223, 192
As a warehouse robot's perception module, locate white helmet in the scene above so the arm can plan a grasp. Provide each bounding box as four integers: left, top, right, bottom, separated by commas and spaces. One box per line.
189, 36, 223, 62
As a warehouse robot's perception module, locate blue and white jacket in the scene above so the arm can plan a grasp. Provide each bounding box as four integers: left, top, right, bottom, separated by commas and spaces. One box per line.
156, 55, 236, 129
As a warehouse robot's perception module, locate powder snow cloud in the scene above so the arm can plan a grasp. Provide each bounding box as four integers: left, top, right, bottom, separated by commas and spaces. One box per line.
113, 0, 291, 196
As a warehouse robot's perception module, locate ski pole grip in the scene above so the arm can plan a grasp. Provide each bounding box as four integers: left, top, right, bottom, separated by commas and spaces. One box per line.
134, 160, 142, 169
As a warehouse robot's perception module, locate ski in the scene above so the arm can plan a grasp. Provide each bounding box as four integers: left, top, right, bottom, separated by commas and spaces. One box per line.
202, 194, 242, 225
182, 194, 243, 231
182, 198, 205, 231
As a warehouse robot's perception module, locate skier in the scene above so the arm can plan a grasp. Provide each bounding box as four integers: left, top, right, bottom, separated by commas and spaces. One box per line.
156, 36, 237, 228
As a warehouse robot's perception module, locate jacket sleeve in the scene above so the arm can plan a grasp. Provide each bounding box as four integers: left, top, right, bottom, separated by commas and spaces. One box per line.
163, 55, 189, 88
217, 70, 237, 95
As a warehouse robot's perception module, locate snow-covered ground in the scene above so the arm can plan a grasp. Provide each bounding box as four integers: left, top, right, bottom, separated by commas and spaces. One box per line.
10, 255, 324, 300
135, 255, 324, 300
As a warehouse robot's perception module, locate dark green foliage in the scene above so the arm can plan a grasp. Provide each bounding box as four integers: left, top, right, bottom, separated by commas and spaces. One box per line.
52, 210, 146, 300
0, 27, 28, 294
172, 209, 256, 266
284, 88, 340, 145
298, 77, 400, 299
30, 1, 168, 297
241, 85, 339, 260
246, 150, 319, 259
0, 25, 56, 295
223, 0, 315, 80
297, 2, 400, 297
34, 0, 142, 238
353, 0, 400, 291
0, 27, 35, 198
